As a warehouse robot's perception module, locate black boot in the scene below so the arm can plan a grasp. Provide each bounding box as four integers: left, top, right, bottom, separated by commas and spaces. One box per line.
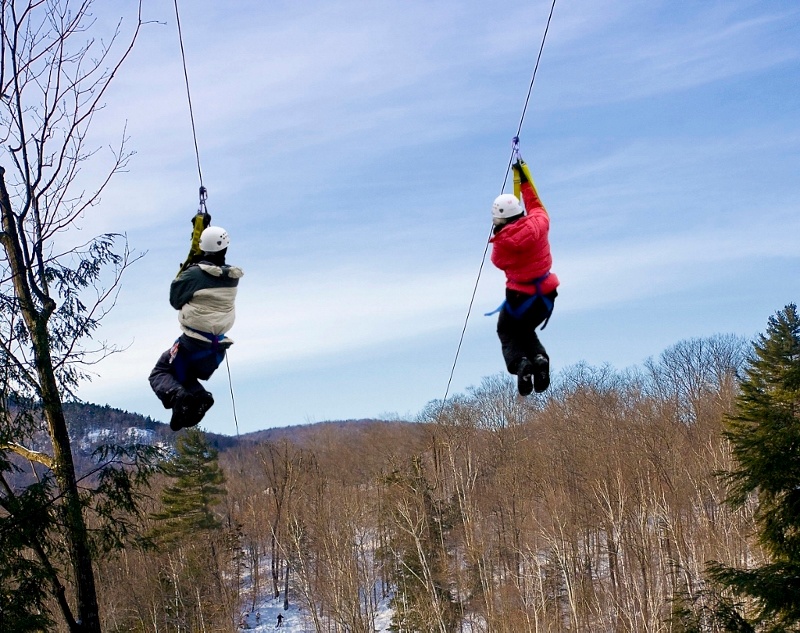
170, 388, 196, 432
184, 390, 214, 428
517, 357, 534, 396
533, 354, 550, 393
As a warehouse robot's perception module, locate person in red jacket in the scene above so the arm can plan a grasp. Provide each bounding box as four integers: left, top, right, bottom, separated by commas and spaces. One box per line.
489, 159, 559, 395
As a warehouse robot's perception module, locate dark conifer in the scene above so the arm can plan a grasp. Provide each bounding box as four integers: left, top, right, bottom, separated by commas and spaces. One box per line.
708, 304, 800, 628
151, 429, 226, 543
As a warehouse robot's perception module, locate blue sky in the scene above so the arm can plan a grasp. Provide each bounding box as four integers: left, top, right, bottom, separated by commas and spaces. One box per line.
74, 0, 800, 434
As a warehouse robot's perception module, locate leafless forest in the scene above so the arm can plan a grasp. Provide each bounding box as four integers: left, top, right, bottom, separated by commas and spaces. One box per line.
95, 334, 758, 632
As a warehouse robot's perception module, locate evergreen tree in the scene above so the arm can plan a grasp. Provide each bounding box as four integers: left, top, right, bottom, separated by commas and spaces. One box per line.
151, 429, 226, 542
708, 304, 800, 629
146, 429, 234, 630
0, 471, 52, 632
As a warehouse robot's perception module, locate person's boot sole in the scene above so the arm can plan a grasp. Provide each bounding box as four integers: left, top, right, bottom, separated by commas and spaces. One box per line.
533, 355, 550, 393
517, 358, 534, 396
185, 392, 214, 428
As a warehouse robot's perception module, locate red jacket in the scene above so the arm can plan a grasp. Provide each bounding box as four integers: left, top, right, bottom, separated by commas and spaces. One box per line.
490, 181, 559, 295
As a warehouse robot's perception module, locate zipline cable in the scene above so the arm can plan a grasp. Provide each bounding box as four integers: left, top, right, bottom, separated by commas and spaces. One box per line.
439, 0, 558, 413
173, 0, 204, 191
224, 355, 240, 437
173, 0, 241, 435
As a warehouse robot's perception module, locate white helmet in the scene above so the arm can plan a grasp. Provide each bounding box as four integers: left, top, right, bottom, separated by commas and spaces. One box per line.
492, 193, 524, 223
199, 226, 230, 253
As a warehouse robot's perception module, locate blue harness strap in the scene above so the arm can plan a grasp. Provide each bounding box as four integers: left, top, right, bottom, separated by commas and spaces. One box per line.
485, 273, 554, 329
170, 328, 228, 383
185, 326, 227, 349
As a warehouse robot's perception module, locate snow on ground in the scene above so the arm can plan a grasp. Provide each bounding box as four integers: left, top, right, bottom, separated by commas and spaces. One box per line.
237, 577, 395, 632
238, 596, 308, 631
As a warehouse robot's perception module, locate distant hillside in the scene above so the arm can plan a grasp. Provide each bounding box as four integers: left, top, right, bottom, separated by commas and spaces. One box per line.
5, 402, 428, 494
235, 418, 433, 485
0, 402, 428, 488
240, 418, 417, 447
62, 401, 240, 453
61, 403, 424, 460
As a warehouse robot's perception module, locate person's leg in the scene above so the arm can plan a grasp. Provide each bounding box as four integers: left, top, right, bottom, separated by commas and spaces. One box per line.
497, 309, 527, 375
177, 335, 227, 380
520, 300, 549, 356
519, 292, 557, 392
148, 344, 196, 431
148, 345, 187, 408
501, 290, 557, 394
498, 307, 537, 395
519, 322, 549, 393
174, 336, 228, 427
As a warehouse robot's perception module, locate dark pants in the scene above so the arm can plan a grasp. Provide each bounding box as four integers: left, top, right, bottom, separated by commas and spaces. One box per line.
148, 334, 228, 408
497, 289, 557, 374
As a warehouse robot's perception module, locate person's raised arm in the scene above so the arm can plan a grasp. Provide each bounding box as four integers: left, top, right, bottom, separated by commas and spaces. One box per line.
176, 210, 212, 277
513, 159, 548, 219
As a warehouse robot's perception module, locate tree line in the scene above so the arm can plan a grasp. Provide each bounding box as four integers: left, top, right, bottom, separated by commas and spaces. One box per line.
69, 312, 797, 632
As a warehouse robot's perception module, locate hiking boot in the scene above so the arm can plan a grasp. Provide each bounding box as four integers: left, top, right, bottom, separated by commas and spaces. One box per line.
169, 389, 195, 432
185, 390, 214, 428
517, 357, 534, 396
533, 354, 550, 393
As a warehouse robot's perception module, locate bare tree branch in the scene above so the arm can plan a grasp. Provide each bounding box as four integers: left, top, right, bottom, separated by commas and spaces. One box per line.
0, 440, 53, 468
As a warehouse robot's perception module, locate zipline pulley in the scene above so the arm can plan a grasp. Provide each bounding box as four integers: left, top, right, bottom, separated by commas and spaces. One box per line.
198, 185, 208, 214
511, 136, 522, 162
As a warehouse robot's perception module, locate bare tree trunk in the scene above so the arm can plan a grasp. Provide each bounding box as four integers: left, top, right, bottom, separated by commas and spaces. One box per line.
272, 520, 282, 598
288, 518, 325, 633
283, 558, 290, 610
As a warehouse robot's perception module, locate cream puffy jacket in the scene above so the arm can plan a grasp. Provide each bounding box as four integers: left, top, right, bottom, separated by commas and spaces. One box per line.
170, 262, 244, 343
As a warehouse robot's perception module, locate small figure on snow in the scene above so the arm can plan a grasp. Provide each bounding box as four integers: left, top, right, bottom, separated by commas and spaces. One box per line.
276, 612, 284, 628
149, 225, 243, 430
489, 147, 559, 395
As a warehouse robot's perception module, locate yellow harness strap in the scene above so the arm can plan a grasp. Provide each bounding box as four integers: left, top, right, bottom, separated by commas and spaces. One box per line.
513, 158, 536, 199
177, 212, 208, 277
513, 158, 547, 219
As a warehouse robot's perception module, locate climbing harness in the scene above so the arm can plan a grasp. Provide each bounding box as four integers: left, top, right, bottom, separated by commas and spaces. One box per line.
171, 0, 240, 435
184, 325, 228, 347
169, 337, 228, 384
440, 0, 558, 411
484, 272, 555, 329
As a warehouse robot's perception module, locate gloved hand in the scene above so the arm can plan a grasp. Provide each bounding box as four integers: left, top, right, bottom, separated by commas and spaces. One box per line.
512, 160, 529, 184
191, 211, 211, 227
190, 211, 211, 229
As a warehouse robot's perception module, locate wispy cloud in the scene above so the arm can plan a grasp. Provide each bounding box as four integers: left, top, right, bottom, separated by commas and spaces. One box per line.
558, 217, 800, 311
67, 0, 800, 430
537, 1, 800, 109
